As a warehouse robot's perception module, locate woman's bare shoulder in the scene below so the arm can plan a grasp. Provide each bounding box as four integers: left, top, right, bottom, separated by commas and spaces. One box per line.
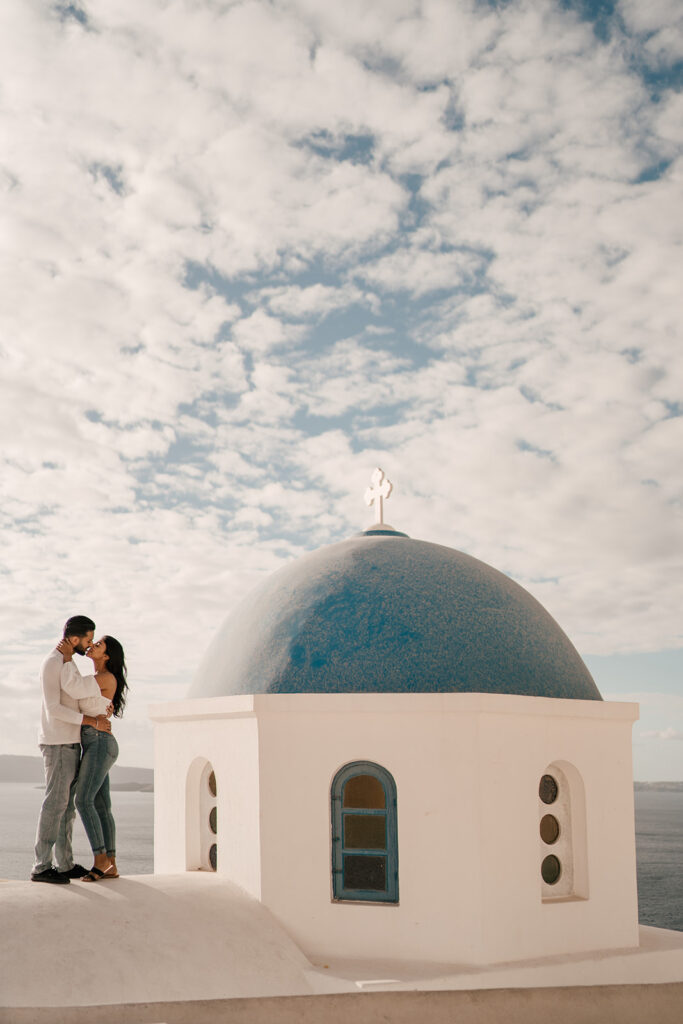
96, 670, 117, 697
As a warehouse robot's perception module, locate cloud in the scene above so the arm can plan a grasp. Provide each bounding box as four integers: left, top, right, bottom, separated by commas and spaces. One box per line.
231, 309, 306, 355
619, 0, 683, 67
1, 0, 681, 771
641, 728, 683, 741
256, 283, 373, 320
355, 245, 486, 298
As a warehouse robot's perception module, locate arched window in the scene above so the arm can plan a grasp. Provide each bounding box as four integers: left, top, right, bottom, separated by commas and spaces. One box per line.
185, 758, 217, 872
206, 767, 218, 872
538, 761, 588, 900
331, 761, 398, 903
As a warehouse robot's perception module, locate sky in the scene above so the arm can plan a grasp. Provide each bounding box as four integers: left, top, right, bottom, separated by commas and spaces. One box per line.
1, 0, 681, 777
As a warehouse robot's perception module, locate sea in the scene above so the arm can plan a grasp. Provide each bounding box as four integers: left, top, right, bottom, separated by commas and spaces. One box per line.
0, 782, 154, 879
1, 783, 681, 931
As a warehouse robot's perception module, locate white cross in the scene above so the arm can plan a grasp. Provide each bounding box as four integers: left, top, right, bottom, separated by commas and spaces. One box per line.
364, 467, 393, 526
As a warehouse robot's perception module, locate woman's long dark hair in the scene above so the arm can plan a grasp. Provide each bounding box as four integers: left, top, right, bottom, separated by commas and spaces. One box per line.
103, 636, 128, 717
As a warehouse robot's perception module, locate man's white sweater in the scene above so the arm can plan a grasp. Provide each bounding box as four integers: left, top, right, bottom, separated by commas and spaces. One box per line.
38, 649, 106, 745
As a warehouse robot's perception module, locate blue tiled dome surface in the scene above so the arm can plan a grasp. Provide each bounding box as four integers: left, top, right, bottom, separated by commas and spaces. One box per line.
190, 533, 601, 700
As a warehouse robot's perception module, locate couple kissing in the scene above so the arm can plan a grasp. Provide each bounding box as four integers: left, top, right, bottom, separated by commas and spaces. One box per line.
31, 615, 128, 884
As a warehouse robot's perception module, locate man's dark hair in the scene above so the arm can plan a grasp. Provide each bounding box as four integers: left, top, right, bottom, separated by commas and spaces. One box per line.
63, 615, 96, 638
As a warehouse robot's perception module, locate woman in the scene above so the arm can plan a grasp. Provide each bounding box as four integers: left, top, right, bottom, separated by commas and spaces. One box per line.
58, 635, 128, 881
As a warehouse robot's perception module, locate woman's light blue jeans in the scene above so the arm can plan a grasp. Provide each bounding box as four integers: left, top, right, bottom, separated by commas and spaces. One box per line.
75, 726, 119, 856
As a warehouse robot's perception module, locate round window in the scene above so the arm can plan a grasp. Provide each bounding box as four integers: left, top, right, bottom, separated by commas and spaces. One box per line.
209, 806, 217, 835
541, 854, 561, 885
540, 814, 560, 844
209, 843, 217, 872
208, 770, 217, 797
539, 774, 558, 804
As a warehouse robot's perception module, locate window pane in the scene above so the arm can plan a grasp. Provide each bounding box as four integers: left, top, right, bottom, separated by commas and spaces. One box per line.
209, 806, 217, 835
541, 854, 561, 885
343, 774, 386, 809
344, 813, 386, 850
343, 854, 386, 891
209, 843, 217, 872
208, 771, 217, 797
539, 774, 558, 805
539, 814, 559, 844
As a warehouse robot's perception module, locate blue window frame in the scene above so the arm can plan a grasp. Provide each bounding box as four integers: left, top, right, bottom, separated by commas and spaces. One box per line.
331, 761, 398, 903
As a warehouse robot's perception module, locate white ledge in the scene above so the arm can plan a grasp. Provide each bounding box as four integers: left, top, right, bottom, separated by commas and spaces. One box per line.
148, 692, 638, 723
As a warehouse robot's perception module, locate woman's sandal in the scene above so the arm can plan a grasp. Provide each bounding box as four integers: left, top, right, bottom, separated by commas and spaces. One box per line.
81, 865, 120, 882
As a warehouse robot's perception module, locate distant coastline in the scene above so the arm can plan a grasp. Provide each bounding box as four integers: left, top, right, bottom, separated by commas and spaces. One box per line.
32, 781, 154, 792
0, 754, 153, 791
3, 754, 682, 795
633, 781, 683, 791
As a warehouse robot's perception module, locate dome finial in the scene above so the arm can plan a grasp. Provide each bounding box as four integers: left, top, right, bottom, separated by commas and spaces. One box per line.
365, 467, 393, 526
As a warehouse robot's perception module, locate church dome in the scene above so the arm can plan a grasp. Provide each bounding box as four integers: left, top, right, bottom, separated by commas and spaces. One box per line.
190, 530, 601, 701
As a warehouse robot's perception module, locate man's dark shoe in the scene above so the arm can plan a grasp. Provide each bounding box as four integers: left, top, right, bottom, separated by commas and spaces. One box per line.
58, 864, 89, 879
30, 868, 70, 884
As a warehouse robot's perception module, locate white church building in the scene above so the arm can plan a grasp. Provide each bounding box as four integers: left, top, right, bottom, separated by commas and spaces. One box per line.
152, 473, 640, 967
2, 472, 682, 1021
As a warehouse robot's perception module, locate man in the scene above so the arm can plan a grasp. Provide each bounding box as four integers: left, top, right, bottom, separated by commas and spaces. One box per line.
31, 615, 112, 884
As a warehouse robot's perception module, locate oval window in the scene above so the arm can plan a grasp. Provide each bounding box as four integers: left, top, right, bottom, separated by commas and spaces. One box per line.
539, 774, 558, 805
541, 854, 561, 885
540, 814, 560, 844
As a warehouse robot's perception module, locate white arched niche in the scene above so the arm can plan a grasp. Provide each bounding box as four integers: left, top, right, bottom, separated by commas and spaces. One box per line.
185, 757, 218, 872
538, 760, 588, 900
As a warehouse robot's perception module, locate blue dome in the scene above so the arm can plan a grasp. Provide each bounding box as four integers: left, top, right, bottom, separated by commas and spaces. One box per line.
190, 531, 601, 701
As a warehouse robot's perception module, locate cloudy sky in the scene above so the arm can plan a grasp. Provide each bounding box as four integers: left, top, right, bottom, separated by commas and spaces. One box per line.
1, 0, 681, 778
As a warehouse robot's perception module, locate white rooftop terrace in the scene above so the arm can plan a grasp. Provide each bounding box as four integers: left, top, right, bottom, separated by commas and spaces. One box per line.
1, 873, 682, 1015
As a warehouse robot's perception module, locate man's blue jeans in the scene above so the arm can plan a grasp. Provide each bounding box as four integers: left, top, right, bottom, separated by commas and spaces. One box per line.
33, 742, 80, 873
75, 726, 119, 855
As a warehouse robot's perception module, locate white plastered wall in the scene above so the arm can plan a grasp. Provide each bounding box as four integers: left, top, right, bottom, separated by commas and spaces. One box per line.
151, 697, 262, 898
256, 694, 487, 964
150, 692, 639, 966
474, 706, 639, 962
